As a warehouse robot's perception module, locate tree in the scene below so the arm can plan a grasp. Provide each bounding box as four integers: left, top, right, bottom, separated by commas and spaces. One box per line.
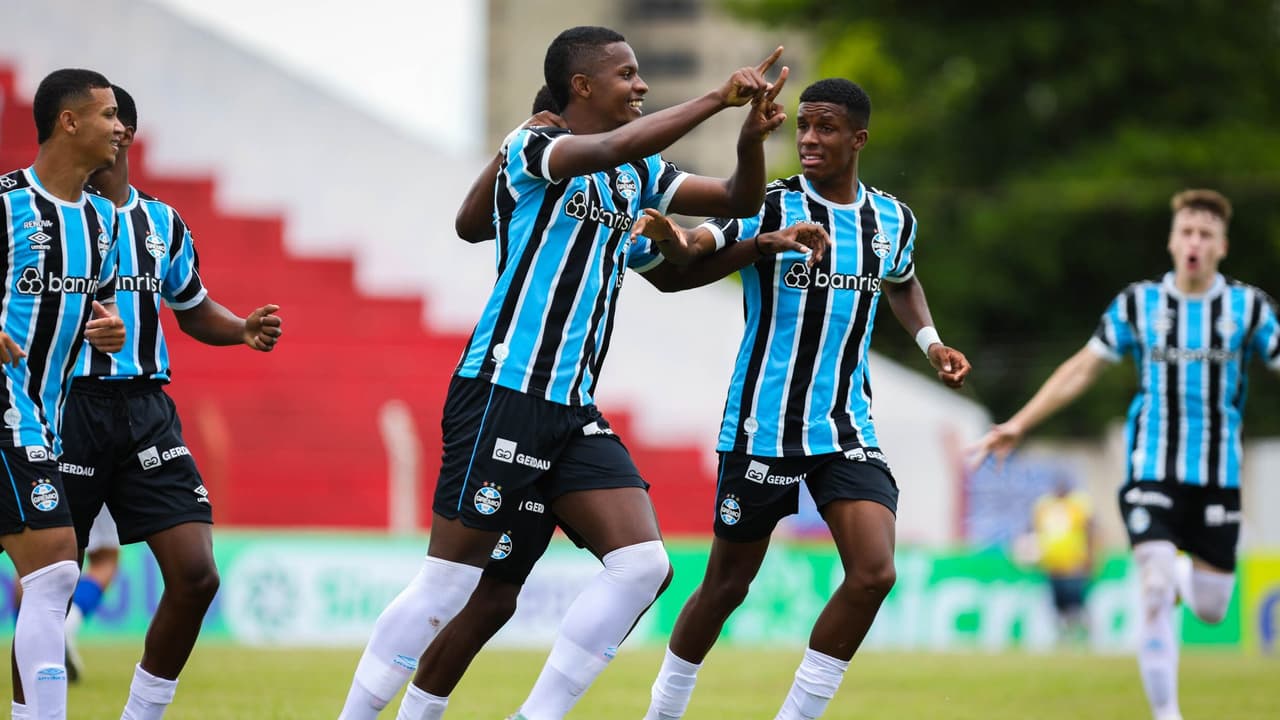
728, 0, 1280, 434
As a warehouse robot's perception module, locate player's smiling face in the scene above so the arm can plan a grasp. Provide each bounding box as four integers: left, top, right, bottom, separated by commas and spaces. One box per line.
71, 87, 126, 169
795, 102, 866, 186
1168, 207, 1227, 285
584, 42, 648, 129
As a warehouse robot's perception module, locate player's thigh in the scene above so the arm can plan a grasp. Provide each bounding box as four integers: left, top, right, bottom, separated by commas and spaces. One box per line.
542, 429, 656, 555
108, 392, 210, 545
0, 449, 77, 574
432, 376, 572, 532
1118, 479, 1183, 552
1180, 485, 1241, 572
812, 455, 899, 571
712, 452, 811, 543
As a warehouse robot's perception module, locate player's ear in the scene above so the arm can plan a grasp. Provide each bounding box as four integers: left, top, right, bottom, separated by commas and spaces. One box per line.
571, 73, 591, 102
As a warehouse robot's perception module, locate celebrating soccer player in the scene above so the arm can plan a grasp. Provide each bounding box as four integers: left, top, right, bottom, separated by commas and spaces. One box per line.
37, 84, 283, 720
970, 189, 1280, 720
2, 68, 126, 720
338, 25, 788, 720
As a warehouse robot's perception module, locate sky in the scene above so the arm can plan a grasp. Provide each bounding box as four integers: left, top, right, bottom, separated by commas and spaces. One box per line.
153, 0, 485, 154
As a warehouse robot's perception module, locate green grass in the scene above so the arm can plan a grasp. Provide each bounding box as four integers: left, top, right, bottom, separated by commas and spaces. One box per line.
38, 644, 1279, 719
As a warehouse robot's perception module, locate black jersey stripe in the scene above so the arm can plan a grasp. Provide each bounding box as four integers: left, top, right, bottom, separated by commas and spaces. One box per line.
830, 200, 881, 447
781, 197, 830, 454
730, 190, 785, 453
1161, 292, 1181, 480
1206, 295, 1224, 486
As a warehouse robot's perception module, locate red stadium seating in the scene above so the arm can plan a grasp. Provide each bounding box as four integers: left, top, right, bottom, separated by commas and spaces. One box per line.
0, 69, 717, 533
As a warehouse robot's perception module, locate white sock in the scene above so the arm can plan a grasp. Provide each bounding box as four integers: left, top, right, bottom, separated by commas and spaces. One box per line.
11, 701, 30, 720
775, 649, 850, 720
644, 647, 702, 720
120, 664, 178, 720
1134, 542, 1180, 720
64, 604, 84, 639
1187, 568, 1234, 625
395, 683, 448, 720
340, 555, 482, 719
16, 560, 78, 720
518, 540, 669, 720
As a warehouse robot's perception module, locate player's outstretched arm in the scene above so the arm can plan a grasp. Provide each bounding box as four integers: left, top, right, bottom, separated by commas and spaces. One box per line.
546, 47, 783, 181
174, 297, 282, 351
666, 62, 789, 219
639, 219, 827, 292
968, 346, 1110, 468
456, 111, 568, 243
84, 300, 126, 354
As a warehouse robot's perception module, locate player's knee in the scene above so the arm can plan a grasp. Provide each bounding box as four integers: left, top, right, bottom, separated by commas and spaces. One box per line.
20, 559, 79, 605
844, 559, 896, 599
603, 540, 670, 597
1189, 570, 1234, 624
1134, 542, 1177, 614
701, 572, 752, 611
170, 562, 221, 606
472, 584, 521, 628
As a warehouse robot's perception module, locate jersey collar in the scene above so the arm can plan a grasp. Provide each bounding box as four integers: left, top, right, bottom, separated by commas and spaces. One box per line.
799, 176, 864, 211
23, 166, 87, 209
1161, 271, 1225, 300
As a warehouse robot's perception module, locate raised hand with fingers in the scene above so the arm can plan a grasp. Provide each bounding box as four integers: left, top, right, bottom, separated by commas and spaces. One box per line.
744, 64, 790, 142
85, 300, 126, 353
0, 331, 26, 368
757, 222, 831, 267
967, 420, 1026, 472
721, 46, 784, 107
630, 209, 702, 264
244, 304, 283, 352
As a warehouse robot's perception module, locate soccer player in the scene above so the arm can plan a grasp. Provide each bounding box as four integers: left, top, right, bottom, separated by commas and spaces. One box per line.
627, 78, 970, 720
970, 189, 1279, 720
340, 25, 788, 720
39, 84, 283, 720
2, 67, 126, 720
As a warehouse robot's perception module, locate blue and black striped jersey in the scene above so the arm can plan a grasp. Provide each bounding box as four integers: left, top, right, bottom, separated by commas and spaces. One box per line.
0, 167, 118, 453
76, 185, 207, 381
456, 126, 687, 406
704, 176, 916, 457
1088, 273, 1280, 488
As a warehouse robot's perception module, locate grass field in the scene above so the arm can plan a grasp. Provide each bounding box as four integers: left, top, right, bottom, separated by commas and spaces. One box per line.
32, 643, 1278, 719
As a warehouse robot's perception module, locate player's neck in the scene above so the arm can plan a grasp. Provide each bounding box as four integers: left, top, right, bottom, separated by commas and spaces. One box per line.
808, 174, 859, 205
30, 145, 95, 203
90, 157, 131, 206
1173, 269, 1216, 296
561, 107, 612, 136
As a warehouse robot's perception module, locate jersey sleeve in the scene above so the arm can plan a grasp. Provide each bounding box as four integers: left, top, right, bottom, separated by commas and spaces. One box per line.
1086, 289, 1137, 363
162, 209, 208, 311
698, 188, 778, 252
505, 126, 570, 186
626, 235, 665, 273
1248, 290, 1280, 371
638, 155, 690, 216
883, 203, 917, 283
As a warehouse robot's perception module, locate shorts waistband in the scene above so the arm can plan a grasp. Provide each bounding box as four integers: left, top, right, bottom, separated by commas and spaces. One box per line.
71, 377, 166, 398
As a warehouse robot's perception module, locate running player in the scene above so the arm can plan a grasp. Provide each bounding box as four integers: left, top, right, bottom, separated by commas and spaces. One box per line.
970, 189, 1279, 720
340, 25, 788, 720
49, 84, 283, 720
634, 78, 971, 720
2, 67, 126, 720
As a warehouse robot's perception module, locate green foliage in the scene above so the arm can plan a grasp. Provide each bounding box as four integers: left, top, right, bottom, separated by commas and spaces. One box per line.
726, 0, 1280, 435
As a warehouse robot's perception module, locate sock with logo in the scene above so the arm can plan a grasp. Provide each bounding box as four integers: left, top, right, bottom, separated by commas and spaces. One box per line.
517, 541, 669, 720
643, 647, 702, 720
119, 663, 177, 720
394, 683, 449, 720
340, 555, 482, 720
1134, 542, 1181, 720
774, 648, 850, 720
15, 560, 78, 720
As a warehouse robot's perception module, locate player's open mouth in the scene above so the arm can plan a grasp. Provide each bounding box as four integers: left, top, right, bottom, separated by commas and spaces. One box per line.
800, 154, 822, 167
628, 99, 643, 112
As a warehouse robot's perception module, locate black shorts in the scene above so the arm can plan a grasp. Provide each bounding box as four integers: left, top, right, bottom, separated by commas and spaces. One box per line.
480, 487, 594, 586
1118, 478, 1240, 571
0, 445, 72, 536
60, 378, 211, 548
714, 448, 898, 542
432, 375, 647, 532
1049, 575, 1088, 612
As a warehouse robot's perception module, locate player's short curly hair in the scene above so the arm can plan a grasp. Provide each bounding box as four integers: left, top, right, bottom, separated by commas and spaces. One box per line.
1171, 189, 1232, 226
799, 78, 872, 130
33, 68, 111, 144
112, 85, 138, 131
544, 26, 626, 112
532, 85, 560, 115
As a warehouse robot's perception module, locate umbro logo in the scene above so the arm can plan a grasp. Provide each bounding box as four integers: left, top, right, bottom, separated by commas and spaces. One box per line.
28, 232, 52, 251
0, 176, 16, 190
